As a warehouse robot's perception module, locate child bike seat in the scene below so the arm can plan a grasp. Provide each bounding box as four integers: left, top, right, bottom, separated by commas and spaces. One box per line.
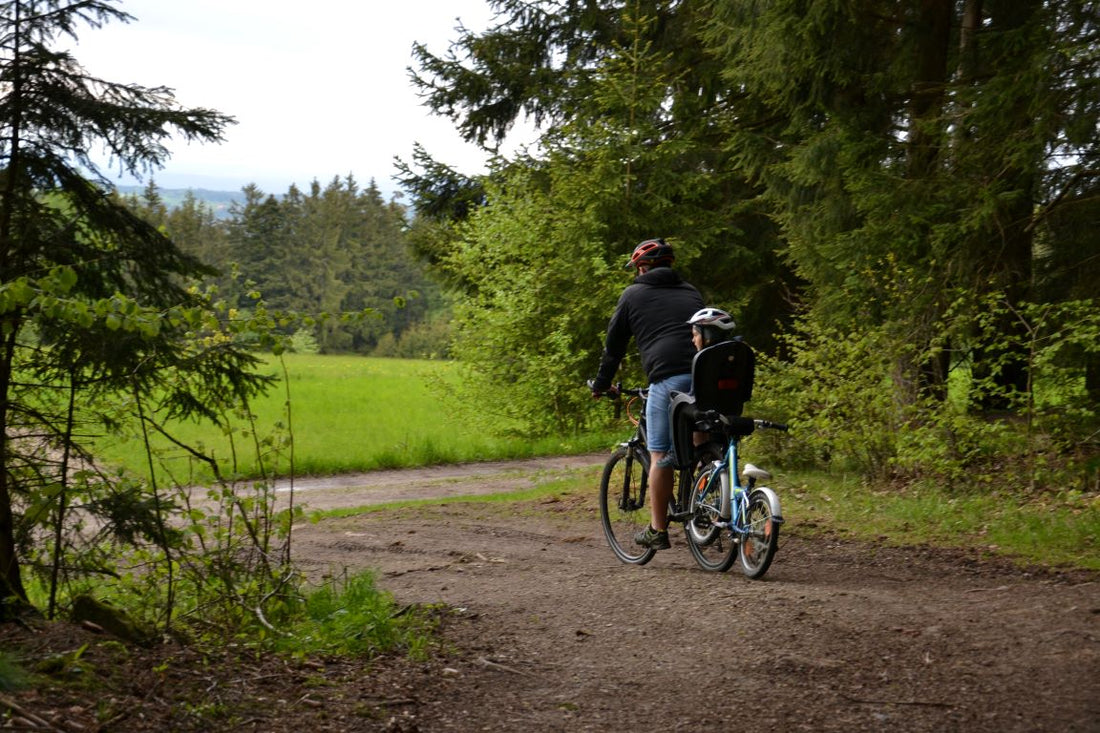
668, 338, 756, 469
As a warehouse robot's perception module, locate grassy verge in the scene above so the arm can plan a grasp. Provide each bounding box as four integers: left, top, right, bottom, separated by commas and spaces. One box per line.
274, 572, 438, 659
311, 472, 597, 520
780, 471, 1100, 570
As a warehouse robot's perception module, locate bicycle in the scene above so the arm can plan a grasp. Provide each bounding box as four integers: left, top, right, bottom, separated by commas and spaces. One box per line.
594, 384, 788, 579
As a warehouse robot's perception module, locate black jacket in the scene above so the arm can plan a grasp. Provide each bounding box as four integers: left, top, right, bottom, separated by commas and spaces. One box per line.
592, 267, 703, 389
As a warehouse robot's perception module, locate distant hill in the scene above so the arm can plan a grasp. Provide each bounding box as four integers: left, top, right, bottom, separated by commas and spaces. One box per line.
115, 185, 251, 219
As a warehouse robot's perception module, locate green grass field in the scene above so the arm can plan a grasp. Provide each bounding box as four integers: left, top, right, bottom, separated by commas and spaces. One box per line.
98, 354, 610, 482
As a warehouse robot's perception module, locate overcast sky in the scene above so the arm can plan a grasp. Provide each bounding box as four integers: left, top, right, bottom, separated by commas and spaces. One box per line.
70, 0, 516, 195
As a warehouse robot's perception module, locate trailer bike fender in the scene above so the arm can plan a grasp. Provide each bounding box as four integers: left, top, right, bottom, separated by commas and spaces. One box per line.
752, 486, 783, 523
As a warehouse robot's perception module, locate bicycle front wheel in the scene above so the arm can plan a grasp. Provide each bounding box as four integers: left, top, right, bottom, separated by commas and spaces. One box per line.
685, 463, 739, 572
599, 445, 655, 565
739, 489, 780, 579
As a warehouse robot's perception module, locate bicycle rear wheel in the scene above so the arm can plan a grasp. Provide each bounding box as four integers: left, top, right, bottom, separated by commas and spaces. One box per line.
739, 489, 780, 579
685, 462, 739, 572
599, 445, 655, 565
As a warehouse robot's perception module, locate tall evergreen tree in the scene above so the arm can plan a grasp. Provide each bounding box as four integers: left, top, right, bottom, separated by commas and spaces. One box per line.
406, 3, 791, 433
122, 186, 229, 275
407, 1, 792, 357
224, 184, 288, 307
407, 0, 1097, 442
165, 190, 228, 271
0, 0, 268, 612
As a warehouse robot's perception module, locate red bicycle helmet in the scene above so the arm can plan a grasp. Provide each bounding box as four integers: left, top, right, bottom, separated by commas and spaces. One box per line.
625, 238, 675, 270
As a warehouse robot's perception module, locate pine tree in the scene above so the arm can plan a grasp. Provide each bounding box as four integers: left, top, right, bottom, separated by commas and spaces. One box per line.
0, 1, 267, 613
407, 1, 793, 359
410, 4, 789, 433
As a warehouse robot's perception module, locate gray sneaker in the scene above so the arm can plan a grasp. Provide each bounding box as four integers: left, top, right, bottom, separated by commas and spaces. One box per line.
634, 525, 671, 550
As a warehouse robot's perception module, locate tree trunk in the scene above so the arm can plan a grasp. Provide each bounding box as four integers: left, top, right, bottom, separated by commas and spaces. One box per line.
904, 0, 953, 404
957, 0, 983, 81
971, 0, 1039, 412
0, 330, 30, 616
1087, 353, 1100, 408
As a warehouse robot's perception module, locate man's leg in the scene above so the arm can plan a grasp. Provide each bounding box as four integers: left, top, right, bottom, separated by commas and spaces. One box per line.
637, 373, 691, 550
635, 451, 673, 550
649, 451, 672, 531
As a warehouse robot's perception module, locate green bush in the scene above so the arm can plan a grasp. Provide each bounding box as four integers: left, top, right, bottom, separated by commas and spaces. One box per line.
371, 315, 453, 360
753, 319, 903, 477
289, 327, 321, 354
756, 294, 1099, 492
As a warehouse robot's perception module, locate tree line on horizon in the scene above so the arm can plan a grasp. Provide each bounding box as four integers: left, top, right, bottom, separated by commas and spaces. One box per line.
121, 178, 451, 358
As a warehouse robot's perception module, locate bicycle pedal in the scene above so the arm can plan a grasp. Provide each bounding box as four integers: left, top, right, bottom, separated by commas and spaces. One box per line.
667, 510, 693, 523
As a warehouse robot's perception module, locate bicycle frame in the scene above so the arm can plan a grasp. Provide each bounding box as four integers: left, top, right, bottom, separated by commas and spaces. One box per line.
694, 429, 784, 539
613, 433, 650, 513
612, 390, 651, 513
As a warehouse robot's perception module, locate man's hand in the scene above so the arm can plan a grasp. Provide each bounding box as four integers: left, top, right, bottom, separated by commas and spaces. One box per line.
588, 380, 619, 399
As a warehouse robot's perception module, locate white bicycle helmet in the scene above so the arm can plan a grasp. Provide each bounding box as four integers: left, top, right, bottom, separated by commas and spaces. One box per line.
687, 307, 736, 330
688, 307, 737, 345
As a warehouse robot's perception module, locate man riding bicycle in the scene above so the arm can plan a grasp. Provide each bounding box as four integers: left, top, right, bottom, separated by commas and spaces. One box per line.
590, 239, 703, 550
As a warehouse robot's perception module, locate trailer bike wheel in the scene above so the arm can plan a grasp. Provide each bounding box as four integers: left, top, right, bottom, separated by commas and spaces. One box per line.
685, 459, 739, 572
739, 489, 780, 579
599, 446, 655, 565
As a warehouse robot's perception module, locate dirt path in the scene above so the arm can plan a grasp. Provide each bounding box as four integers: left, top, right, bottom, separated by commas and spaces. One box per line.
273, 453, 606, 511
285, 456, 1100, 732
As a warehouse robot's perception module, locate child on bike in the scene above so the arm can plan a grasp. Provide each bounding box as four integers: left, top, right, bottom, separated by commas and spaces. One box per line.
675, 307, 741, 458
688, 307, 738, 350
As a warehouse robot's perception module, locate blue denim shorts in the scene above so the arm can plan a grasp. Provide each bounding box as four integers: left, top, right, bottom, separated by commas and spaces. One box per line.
646, 373, 692, 453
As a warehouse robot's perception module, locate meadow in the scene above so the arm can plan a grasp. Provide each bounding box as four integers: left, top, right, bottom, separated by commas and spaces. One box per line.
99, 354, 610, 482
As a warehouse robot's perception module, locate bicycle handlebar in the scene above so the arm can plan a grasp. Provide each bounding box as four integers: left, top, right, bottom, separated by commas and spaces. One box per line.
585, 382, 788, 431
694, 410, 790, 434
587, 381, 647, 423
586, 380, 646, 399
754, 418, 789, 432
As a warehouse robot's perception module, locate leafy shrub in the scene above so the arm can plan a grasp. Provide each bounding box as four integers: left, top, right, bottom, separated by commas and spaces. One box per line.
753, 318, 903, 477
758, 293, 1099, 492
371, 315, 453, 360
289, 327, 321, 354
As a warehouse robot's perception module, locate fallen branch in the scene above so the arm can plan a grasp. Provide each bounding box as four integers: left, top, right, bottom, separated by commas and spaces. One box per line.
476, 656, 541, 678
357, 696, 417, 707
0, 693, 64, 730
